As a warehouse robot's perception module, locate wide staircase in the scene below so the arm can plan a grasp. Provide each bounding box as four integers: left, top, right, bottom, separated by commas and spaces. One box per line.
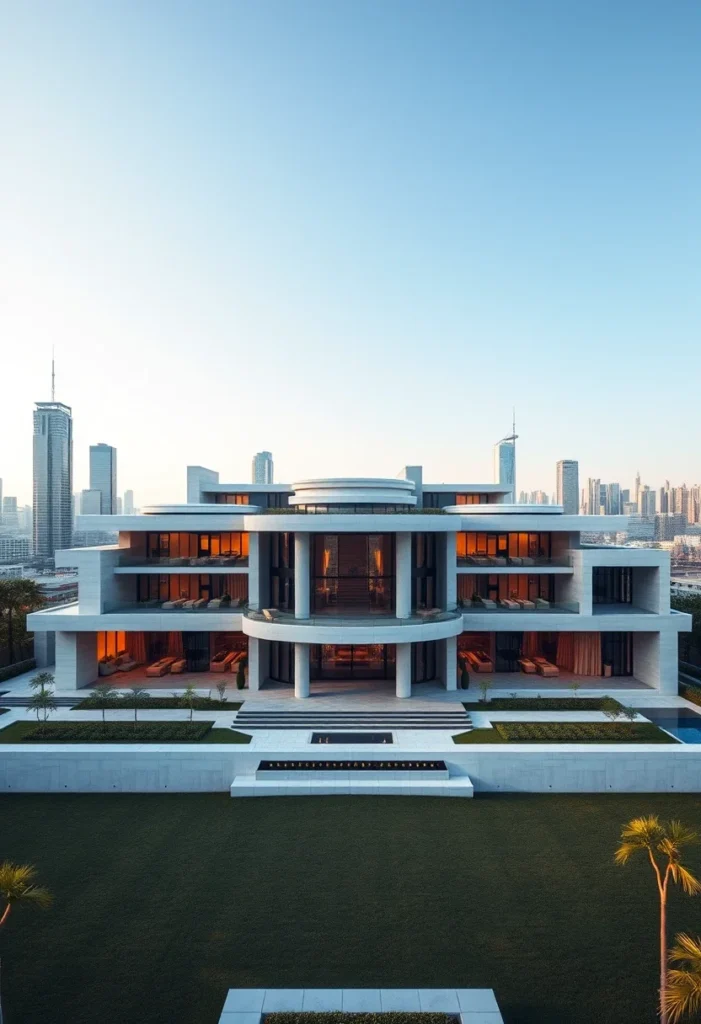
233, 707, 472, 731
231, 759, 474, 798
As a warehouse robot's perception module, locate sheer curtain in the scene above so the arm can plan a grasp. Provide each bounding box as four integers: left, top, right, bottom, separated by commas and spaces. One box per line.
167, 632, 184, 657
128, 632, 147, 663
556, 633, 601, 675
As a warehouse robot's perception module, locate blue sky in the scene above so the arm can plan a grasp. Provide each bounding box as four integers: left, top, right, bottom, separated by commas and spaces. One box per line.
1, 0, 700, 504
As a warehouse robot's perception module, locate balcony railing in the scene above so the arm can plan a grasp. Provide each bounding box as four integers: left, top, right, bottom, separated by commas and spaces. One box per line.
457, 555, 572, 568
118, 555, 248, 568
108, 598, 247, 613
460, 598, 579, 613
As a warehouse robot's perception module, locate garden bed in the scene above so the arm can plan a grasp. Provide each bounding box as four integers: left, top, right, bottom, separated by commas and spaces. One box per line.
454, 722, 677, 744
463, 698, 624, 712
0, 721, 251, 743
74, 696, 243, 711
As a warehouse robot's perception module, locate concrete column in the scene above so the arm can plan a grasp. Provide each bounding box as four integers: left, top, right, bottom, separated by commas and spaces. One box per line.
396, 642, 412, 699
247, 637, 261, 692
294, 532, 310, 619
445, 532, 457, 611
444, 636, 458, 690
34, 631, 55, 668
396, 532, 412, 619
248, 533, 260, 610
294, 642, 310, 699
55, 632, 98, 689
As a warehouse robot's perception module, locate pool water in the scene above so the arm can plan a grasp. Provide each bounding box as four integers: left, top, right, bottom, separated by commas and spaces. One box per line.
638, 707, 701, 743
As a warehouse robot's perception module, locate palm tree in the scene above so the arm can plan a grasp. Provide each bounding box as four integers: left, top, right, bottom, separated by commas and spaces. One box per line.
27, 687, 57, 734
180, 684, 198, 722
91, 683, 118, 728
0, 579, 44, 666
29, 671, 55, 694
615, 817, 701, 1023
665, 933, 701, 1023
126, 687, 150, 731
0, 862, 52, 1024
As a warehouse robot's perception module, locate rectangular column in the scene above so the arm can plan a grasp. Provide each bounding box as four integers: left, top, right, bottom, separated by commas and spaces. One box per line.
444, 636, 458, 690
55, 632, 98, 689
294, 533, 310, 619
396, 642, 412, 699
445, 532, 457, 611
396, 532, 412, 619
294, 642, 310, 699
247, 637, 261, 692
248, 533, 260, 610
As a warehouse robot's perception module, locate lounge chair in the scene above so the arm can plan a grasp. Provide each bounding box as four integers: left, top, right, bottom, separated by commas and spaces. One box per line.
492, 557, 507, 566
192, 597, 208, 608
182, 599, 197, 609
98, 658, 117, 676
210, 651, 236, 672
509, 557, 523, 566
534, 657, 559, 678
162, 598, 187, 610
517, 599, 536, 610
465, 650, 494, 672
535, 598, 550, 609
521, 557, 535, 566
518, 658, 537, 673
115, 651, 137, 672
500, 599, 520, 610
477, 596, 497, 609
262, 608, 279, 622
170, 658, 187, 674
146, 659, 170, 677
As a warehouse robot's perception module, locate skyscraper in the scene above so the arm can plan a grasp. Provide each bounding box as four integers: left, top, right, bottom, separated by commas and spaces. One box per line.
639, 485, 657, 517
493, 416, 517, 502
124, 489, 135, 515
89, 443, 117, 514
1, 497, 19, 530
605, 482, 621, 515
556, 460, 579, 514
80, 489, 102, 515
33, 401, 73, 559
251, 451, 274, 485
585, 477, 601, 514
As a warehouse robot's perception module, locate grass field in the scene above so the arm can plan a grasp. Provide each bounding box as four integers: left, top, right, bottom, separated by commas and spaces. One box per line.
3, 793, 701, 1024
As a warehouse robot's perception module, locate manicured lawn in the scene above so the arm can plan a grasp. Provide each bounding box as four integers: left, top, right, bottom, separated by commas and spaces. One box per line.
463, 698, 625, 711
0, 721, 251, 743
3, 794, 701, 1023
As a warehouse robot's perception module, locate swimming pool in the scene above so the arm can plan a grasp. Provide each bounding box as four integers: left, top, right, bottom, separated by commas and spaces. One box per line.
638, 707, 701, 743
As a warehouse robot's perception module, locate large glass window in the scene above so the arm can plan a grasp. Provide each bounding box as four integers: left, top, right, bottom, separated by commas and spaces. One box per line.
145, 532, 248, 562
456, 532, 552, 563
412, 641, 437, 682
412, 533, 436, 610
311, 534, 395, 614
136, 574, 247, 603
310, 644, 396, 679
270, 533, 294, 610
593, 567, 633, 604
458, 574, 554, 604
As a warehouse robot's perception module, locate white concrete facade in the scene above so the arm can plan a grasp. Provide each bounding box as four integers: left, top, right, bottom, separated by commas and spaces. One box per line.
28, 469, 690, 699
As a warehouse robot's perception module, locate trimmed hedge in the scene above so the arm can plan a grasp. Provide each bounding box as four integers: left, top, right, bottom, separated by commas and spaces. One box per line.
19, 721, 216, 742
0, 658, 36, 683
493, 721, 677, 744
266, 1016, 454, 1024
453, 728, 506, 744
463, 697, 624, 712
74, 697, 243, 711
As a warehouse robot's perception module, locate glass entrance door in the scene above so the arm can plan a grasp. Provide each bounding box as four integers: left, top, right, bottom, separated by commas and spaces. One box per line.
310, 644, 396, 680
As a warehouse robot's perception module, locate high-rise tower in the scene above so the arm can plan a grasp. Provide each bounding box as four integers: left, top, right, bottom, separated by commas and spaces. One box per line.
33, 357, 73, 558
89, 443, 117, 514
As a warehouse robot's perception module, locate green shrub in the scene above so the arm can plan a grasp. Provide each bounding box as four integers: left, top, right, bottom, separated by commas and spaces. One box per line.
680, 683, 701, 709
0, 658, 36, 683
21, 721, 216, 742
74, 696, 242, 711
492, 721, 676, 744
462, 697, 625, 712
236, 662, 246, 689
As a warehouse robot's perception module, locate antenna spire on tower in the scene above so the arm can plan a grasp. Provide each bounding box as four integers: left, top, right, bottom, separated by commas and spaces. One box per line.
51, 346, 55, 402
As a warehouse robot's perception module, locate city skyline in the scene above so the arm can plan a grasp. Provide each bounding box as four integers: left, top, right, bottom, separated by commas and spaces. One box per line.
2, 2, 701, 505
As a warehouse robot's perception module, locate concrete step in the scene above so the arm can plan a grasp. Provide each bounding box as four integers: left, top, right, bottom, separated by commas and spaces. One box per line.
230, 776, 474, 798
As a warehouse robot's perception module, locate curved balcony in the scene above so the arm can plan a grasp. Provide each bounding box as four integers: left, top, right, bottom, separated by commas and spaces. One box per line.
242, 607, 464, 644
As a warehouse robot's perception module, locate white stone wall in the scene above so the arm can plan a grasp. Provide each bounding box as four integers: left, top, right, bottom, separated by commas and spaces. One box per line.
55, 632, 97, 688
3, 745, 701, 793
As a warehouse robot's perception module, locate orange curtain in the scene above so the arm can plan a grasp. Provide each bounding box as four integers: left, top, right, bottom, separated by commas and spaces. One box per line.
167, 632, 184, 657
556, 633, 601, 675
128, 632, 147, 663
523, 632, 540, 658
